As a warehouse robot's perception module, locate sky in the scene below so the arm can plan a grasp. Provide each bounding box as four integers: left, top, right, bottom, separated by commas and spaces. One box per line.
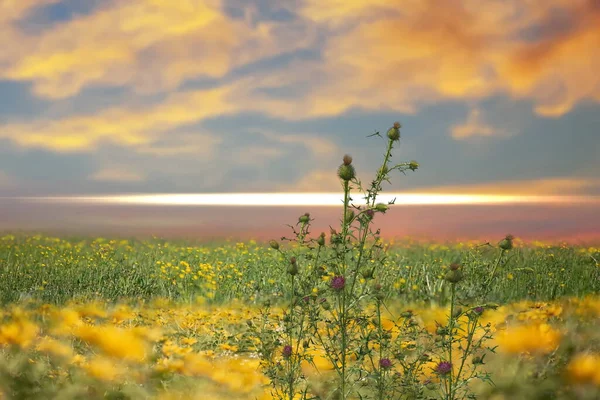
0, 0, 599, 242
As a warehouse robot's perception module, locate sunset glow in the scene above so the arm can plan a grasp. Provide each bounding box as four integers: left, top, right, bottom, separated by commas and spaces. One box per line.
0, 0, 598, 241
12, 193, 600, 207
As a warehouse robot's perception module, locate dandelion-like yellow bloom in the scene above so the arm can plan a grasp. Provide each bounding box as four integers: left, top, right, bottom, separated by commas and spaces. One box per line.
84, 356, 123, 382
566, 353, 600, 385
35, 336, 73, 359
75, 325, 148, 362
496, 323, 561, 354
0, 319, 39, 348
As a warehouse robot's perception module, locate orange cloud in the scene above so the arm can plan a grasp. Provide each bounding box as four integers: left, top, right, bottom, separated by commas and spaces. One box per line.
1, 0, 316, 98
296, 0, 600, 120
0, 85, 239, 151
0, 0, 598, 152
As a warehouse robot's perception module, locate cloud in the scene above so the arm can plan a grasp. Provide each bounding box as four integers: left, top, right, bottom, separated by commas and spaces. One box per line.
451, 108, 508, 139
0, 85, 239, 152
90, 167, 145, 182
277, 169, 341, 192
135, 131, 222, 158
293, 0, 600, 119
0, 0, 598, 161
1, 0, 317, 98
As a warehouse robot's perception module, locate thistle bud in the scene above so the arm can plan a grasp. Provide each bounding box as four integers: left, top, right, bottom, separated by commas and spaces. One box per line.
452, 307, 463, 319
337, 164, 356, 181
387, 122, 401, 141
444, 269, 464, 284
499, 234, 514, 251
375, 203, 388, 213
317, 232, 326, 247
298, 213, 310, 224
282, 345, 292, 358
269, 240, 279, 250
409, 160, 419, 171
287, 257, 298, 276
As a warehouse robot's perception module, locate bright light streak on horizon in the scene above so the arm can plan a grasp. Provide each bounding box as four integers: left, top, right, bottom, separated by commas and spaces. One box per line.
6, 193, 600, 206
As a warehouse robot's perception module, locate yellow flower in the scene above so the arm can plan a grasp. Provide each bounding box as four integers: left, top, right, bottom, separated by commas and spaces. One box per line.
35, 336, 73, 359
496, 323, 561, 354
84, 356, 123, 382
75, 325, 148, 362
0, 319, 39, 348
566, 353, 600, 385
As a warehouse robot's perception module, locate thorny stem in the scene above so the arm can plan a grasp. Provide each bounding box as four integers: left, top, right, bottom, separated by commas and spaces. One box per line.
349, 138, 395, 297
447, 283, 457, 400
376, 298, 385, 400
483, 249, 507, 295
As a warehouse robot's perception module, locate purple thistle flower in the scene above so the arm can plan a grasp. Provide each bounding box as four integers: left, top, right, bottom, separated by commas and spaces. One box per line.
282, 345, 293, 358
474, 306, 484, 315
330, 275, 346, 291
379, 358, 392, 370
436, 361, 452, 375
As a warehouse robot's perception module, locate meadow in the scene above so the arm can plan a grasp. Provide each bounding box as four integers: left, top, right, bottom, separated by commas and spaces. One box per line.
1, 124, 600, 399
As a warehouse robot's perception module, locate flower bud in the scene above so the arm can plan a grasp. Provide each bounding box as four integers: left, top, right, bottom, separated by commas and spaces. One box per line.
499, 234, 514, 250
337, 164, 356, 181
452, 307, 463, 319
387, 122, 401, 141
379, 358, 392, 370
343, 154, 353, 165
317, 232, 325, 247
282, 345, 292, 358
375, 203, 388, 213
287, 257, 298, 276
269, 240, 279, 250
409, 160, 419, 171
444, 269, 464, 284
298, 213, 310, 224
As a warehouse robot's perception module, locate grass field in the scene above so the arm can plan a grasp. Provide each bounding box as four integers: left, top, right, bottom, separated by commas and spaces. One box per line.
1, 233, 600, 399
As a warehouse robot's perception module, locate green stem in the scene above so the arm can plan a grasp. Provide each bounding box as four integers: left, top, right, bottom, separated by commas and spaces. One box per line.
483, 249, 506, 294
454, 313, 479, 392
377, 299, 385, 400
447, 283, 456, 400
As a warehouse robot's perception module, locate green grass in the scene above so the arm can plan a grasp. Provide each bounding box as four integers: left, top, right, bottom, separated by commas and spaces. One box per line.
0, 233, 598, 306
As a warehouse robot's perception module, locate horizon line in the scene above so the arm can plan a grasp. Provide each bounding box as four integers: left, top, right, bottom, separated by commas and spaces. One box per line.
3, 193, 600, 206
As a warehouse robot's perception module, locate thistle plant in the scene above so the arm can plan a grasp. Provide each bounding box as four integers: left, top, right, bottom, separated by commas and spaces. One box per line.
254, 122, 420, 399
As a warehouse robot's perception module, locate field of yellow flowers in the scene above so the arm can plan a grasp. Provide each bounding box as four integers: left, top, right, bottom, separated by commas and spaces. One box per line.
1, 234, 600, 399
